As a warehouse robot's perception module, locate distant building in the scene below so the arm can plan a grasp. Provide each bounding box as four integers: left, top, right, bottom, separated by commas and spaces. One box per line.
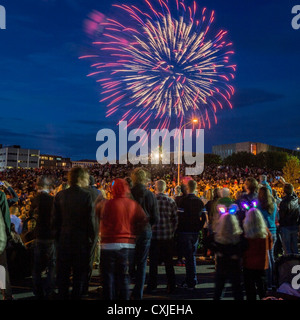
71, 159, 99, 168
40, 154, 71, 169
212, 142, 300, 159
0, 145, 40, 170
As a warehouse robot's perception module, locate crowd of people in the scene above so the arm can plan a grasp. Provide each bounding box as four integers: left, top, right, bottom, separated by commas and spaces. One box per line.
0, 163, 299, 300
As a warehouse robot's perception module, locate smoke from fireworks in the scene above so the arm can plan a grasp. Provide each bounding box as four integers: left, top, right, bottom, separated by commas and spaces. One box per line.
80, 0, 236, 130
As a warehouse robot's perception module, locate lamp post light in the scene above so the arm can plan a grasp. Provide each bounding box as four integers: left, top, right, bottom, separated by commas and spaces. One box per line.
177, 118, 198, 185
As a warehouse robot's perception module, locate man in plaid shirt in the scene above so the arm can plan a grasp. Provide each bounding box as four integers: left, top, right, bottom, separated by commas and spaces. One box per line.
146, 180, 178, 294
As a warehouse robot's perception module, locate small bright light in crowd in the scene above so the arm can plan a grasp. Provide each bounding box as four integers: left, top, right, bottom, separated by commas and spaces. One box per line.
192, 118, 198, 123
155, 153, 159, 159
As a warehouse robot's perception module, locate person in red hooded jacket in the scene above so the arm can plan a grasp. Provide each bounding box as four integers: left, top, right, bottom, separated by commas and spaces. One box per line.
99, 178, 148, 300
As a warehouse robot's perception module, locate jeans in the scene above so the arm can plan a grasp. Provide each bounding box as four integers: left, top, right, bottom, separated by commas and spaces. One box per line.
130, 230, 152, 300
147, 239, 176, 291
32, 239, 56, 298
56, 243, 90, 300
243, 268, 267, 300
178, 232, 199, 288
280, 226, 299, 255
100, 248, 133, 300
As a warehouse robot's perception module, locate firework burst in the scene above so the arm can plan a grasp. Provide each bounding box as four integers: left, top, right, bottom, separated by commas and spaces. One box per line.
80, 0, 236, 130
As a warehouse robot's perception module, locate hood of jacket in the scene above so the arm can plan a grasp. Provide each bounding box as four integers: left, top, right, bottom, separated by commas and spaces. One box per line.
112, 178, 130, 198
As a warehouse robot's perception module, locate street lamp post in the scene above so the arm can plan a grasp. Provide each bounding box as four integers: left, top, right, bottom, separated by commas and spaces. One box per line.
177, 118, 198, 185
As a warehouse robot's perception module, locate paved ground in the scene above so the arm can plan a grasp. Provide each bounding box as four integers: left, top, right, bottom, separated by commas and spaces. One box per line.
2, 257, 240, 301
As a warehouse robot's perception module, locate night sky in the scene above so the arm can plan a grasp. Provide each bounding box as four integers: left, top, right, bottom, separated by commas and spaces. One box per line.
0, 0, 300, 160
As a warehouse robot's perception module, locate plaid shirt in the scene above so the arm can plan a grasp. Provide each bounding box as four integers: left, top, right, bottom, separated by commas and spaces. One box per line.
152, 193, 178, 240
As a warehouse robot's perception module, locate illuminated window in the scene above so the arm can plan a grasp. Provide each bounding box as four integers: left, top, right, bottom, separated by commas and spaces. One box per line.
251, 144, 257, 155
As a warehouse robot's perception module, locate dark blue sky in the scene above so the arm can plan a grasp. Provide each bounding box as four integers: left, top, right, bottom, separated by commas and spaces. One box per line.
0, 0, 300, 160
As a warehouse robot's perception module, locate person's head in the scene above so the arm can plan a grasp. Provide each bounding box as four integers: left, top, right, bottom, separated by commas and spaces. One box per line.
10, 205, 19, 216
175, 185, 181, 196
36, 176, 52, 191
155, 180, 166, 194
213, 187, 221, 200
27, 219, 36, 232
258, 186, 274, 214
220, 188, 230, 198
284, 183, 294, 196
111, 178, 130, 198
244, 177, 258, 194
89, 175, 96, 187
68, 167, 90, 188
131, 168, 148, 186
187, 179, 197, 194
99, 189, 106, 199
214, 213, 243, 245
259, 175, 267, 183
206, 188, 214, 201
243, 208, 268, 239
180, 183, 187, 196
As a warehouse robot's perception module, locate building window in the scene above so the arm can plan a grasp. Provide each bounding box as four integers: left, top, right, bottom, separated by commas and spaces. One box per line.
251, 143, 257, 155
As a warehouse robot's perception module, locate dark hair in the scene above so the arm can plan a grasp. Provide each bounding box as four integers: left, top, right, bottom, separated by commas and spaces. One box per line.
68, 167, 89, 186
187, 179, 197, 193
284, 183, 294, 196
245, 177, 258, 193
180, 183, 187, 196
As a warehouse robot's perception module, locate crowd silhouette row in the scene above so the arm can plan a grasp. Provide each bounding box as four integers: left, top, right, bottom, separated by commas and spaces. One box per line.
0, 164, 299, 300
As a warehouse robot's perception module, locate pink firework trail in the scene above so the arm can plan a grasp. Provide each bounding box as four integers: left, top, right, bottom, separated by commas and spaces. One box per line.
80, 0, 236, 131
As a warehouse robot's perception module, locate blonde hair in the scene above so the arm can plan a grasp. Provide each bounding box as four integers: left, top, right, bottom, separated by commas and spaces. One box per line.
243, 208, 268, 239
131, 168, 149, 185
155, 180, 166, 193
214, 213, 243, 245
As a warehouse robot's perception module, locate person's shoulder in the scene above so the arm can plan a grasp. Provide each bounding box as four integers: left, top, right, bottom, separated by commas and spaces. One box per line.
191, 194, 204, 204
166, 195, 176, 204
